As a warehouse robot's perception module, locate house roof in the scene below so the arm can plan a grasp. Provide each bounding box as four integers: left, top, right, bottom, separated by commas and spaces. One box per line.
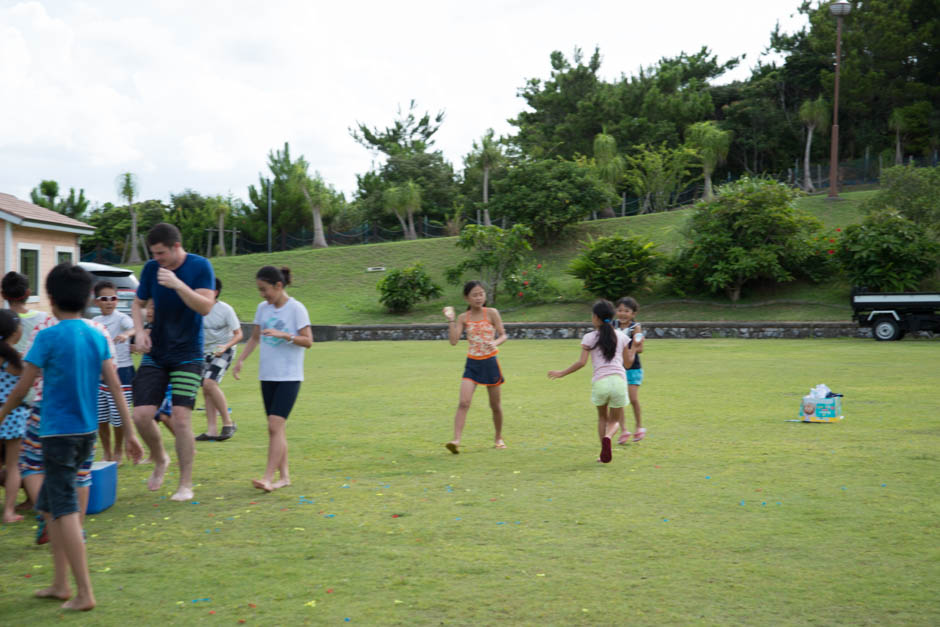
0, 193, 95, 235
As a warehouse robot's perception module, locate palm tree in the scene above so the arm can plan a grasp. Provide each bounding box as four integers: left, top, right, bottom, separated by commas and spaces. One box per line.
798, 97, 830, 192
469, 129, 503, 226
383, 181, 422, 240
687, 121, 732, 201
383, 186, 410, 238
116, 172, 141, 262
298, 168, 331, 249
593, 130, 624, 216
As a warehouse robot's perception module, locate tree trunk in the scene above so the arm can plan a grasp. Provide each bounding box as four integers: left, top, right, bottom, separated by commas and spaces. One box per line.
217, 212, 226, 256
482, 166, 492, 226
312, 206, 328, 248
405, 210, 417, 240
301, 185, 328, 248
726, 281, 742, 303
803, 125, 815, 192
206, 229, 213, 257
128, 207, 142, 263
895, 129, 903, 165
703, 165, 715, 201
392, 210, 408, 238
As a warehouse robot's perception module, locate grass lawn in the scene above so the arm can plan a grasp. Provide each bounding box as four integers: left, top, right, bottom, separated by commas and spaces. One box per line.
132, 191, 875, 325
2, 338, 938, 624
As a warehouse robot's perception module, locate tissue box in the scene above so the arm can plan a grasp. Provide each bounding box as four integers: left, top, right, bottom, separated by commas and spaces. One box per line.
86, 461, 117, 514
799, 396, 843, 423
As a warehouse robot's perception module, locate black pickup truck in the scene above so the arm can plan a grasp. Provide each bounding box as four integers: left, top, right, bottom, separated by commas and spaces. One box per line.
851, 289, 940, 340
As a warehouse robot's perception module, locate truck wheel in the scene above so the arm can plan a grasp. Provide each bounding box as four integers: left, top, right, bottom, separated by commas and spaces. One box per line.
873, 317, 900, 341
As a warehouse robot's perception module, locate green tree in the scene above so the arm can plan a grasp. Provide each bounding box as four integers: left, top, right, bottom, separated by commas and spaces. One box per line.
487, 159, 615, 244
351, 102, 458, 229
30, 180, 59, 208
298, 169, 336, 249
350, 99, 445, 156
383, 180, 422, 240
836, 210, 940, 291
116, 172, 142, 262
771, 1, 940, 164
623, 143, 697, 213
466, 129, 505, 226
246, 143, 310, 249
863, 164, 940, 234
797, 96, 829, 192
686, 121, 732, 201
445, 224, 533, 304
667, 177, 825, 302
593, 130, 625, 216
376, 262, 443, 313
569, 236, 661, 301
29, 180, 89, 220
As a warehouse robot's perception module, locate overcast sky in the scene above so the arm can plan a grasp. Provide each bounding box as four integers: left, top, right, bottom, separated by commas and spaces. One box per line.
0, 0, 809, 209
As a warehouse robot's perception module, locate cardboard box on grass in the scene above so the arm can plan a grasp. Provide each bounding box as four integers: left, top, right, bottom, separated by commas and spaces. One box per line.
799, 396, 843, 423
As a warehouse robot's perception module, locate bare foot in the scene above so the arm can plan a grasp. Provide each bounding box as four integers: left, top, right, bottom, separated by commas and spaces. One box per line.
271, 478, 291, 490
146, 455, 170, 491
61, 594, 96, 611
445, 442, 459, 455
494, 439, 507, 449
35, 585, 71, 600
170, 486, 194, 502
252, 479, 273, 492
2, 512, 24, 523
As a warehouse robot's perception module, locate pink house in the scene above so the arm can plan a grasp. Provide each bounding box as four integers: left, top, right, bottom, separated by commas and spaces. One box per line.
0, 192, 96, 311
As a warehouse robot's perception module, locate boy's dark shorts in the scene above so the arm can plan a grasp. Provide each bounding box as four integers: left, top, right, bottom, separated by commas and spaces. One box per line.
133, 362, 203, 409
36, 433, 96, 520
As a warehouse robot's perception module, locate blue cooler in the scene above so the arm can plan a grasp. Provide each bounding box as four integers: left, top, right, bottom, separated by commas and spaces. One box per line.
86, 461, 117, 514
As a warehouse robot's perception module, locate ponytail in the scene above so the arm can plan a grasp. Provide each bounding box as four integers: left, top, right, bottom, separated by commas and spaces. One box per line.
0, 309, 22, 370
589, 300, 617, 361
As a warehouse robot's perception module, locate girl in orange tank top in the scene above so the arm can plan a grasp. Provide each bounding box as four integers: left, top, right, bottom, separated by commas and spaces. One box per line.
442, 281, 508, 454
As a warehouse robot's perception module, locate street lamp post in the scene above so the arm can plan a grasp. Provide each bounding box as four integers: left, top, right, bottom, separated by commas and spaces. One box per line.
827, 0, 851, 199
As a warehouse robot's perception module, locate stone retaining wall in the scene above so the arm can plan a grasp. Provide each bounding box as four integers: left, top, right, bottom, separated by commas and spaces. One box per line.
237, 321, 940, 342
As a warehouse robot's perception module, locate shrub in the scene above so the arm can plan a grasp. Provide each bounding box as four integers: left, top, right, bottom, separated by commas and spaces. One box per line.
487, 158, 616, 244
863, 165, 940, 234
835, 210, 940, 291
568, 236, 660, 301
376, 263, 443, 313
445, 224, 533, 304
504, 262, 558, 304
665, 177, 830, 302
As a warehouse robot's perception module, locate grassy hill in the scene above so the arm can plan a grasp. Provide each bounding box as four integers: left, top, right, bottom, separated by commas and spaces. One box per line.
146, 190, 878, 324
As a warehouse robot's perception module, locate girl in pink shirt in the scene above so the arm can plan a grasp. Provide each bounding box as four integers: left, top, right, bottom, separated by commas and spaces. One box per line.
548, 300, 636, 463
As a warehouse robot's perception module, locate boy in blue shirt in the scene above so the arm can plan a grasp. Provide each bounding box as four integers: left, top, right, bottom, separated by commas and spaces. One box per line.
0, 263, 131, 612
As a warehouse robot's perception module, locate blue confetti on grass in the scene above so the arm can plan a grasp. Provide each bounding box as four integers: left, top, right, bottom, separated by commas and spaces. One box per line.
705, 476, 710, 480
455, 518, 461, 521
191, 501, 200, 505
740, 501, 745, 506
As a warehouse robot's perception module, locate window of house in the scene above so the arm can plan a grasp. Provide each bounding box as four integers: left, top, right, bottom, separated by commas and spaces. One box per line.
18, 245, 40, 302
57, 250, 73, 264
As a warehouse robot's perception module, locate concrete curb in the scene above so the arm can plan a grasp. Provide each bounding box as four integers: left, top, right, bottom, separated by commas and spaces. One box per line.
239, 321, 936, 341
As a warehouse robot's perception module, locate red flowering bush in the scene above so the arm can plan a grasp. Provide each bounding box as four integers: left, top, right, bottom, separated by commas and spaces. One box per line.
505, 262, 557, 304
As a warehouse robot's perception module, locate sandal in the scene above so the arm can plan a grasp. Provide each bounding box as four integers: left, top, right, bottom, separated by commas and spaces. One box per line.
617, 432, 632, 445
633, 428, 647, 442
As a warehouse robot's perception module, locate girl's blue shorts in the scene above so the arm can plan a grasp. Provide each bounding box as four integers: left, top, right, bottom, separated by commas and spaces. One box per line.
627, 368, 644, 386
462, 356, 504, 387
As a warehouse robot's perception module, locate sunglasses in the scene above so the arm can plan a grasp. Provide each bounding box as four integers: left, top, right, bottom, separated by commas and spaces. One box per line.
96, 296, 119, 302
